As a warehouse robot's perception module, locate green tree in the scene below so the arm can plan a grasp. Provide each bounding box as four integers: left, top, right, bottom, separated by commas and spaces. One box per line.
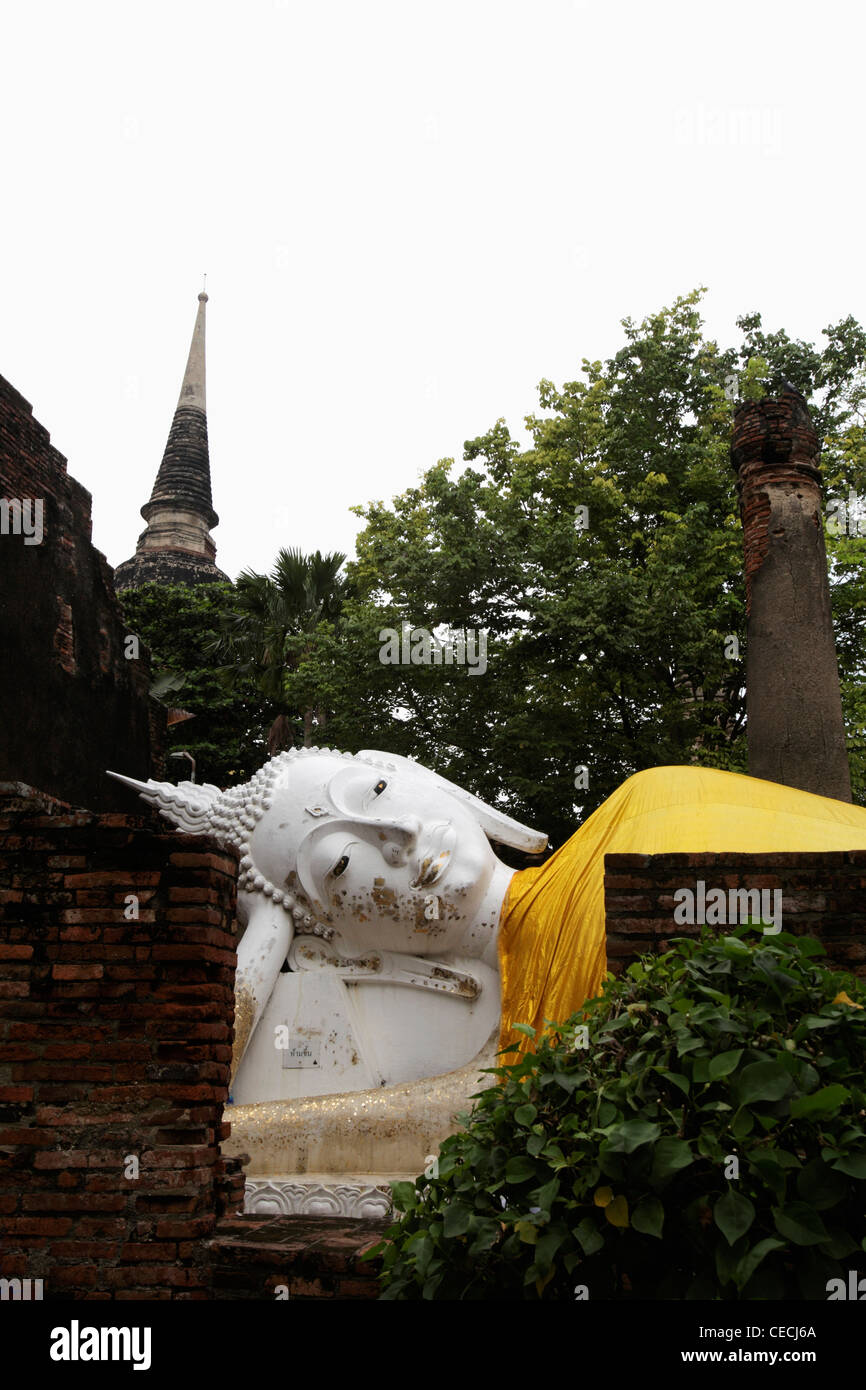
333, 291, 866, 850
209, 548, 350, 751
119, 582, 269, 785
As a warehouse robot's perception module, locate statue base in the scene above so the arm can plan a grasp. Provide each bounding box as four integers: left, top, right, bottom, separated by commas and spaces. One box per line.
223, 1033, 500, 1218
243, 1173, 405, 1220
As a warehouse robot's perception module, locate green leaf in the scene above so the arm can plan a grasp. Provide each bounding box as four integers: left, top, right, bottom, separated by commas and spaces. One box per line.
604, 1118, 661, 1153
696, 985, 729, 1005
605, 1194, 629, 1227
734, 1061, 793, 1104
714, 1188, 756, 1246
818, 1228, 859, 1260
552, 1072, 584, 1094
722, 936, 751, 960
731, 1106, 755, 1139
443, 1201, 472, 1238
422, 1271, 445, 1299
542, 1142, 568, 1169
602, 1014, 631, 1033
467, 1221, 502, 1256
772, 1202, 830, 1246
533, 1176, 560, 1213
632, 1196, 664, 1238
505, 1155, 537, 1184
575, 1218, 603, 1256
651, 1137, 694, 1181
831, 1153, 866, 1179
747, 1154, 786, 1205
406, 1232, 435, 1275
795, 1158, 848, 1210
708, 1049, 743, 1080
790, 1084, 850, 1118
796, 939, 826, 957
391, 1181, 418, 1212
658, 1069, 690, 1096
514, 1220, 538, 1245
535, 1226, 568, 1270
735, 1237, 785, 1290
514, 1103, 538, 1126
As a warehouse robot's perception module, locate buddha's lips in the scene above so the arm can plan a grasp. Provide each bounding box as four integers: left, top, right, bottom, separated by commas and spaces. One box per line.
411, 824, 455, 888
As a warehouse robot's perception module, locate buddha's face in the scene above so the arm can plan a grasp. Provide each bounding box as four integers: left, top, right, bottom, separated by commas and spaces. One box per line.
245, 754, 500, 956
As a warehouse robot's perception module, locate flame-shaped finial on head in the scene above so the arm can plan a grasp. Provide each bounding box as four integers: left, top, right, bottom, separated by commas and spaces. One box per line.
106, 771, 224, 837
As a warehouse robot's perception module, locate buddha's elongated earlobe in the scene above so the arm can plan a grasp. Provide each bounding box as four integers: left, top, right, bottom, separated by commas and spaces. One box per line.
356, 750, 547, 853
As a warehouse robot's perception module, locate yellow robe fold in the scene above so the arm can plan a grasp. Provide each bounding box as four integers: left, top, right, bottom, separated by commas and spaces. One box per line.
497, 765, 866, 1055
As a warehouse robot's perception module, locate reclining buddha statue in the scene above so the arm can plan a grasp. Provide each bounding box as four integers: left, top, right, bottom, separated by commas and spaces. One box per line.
109, 749, 866, 1215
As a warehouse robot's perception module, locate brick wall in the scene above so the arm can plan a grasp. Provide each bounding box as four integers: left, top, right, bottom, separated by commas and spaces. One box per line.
0, 372, 165, 810
208, 1215, 385, 1300
604, 851, 866, 977
0, 784, 241, 1300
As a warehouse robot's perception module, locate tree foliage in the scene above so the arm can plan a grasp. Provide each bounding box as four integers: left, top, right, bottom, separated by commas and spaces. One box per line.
207, 548, 350, 751
369, 930, 866, 1300
119, 582, 268, 786
333, 290, 866, 849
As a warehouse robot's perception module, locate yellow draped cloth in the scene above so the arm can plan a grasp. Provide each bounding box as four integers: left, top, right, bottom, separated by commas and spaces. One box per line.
497, 765, 866, 1056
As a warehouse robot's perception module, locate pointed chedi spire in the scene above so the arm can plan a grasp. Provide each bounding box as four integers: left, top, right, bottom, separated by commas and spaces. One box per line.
114, 290, 228, 590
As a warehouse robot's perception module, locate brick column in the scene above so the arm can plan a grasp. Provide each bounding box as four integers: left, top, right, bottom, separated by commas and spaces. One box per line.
0, 785, 240, 1299
730, 389, 851, 801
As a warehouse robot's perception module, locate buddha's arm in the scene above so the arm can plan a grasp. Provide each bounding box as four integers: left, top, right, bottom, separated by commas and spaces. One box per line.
230, 898, 293, 1086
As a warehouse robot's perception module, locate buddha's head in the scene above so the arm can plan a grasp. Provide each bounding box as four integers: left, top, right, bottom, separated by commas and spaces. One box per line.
108, 748, 546, 958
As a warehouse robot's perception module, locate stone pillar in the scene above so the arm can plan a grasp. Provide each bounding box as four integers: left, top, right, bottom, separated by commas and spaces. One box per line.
730, 389, 851, 802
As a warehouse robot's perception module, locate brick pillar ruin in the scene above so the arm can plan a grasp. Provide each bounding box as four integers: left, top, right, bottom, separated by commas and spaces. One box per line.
730, 388, 851, 802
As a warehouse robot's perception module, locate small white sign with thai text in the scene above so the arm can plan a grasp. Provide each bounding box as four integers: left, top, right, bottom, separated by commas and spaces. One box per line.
280, 1039, 320, 1068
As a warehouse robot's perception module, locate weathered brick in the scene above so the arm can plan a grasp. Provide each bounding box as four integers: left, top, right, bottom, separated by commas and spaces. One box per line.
7, 1216, 74, 1236
0, 1085, 33, 1102
64, 871, 161, 888
33, 1150, 91, 1169
169, 852, 237, 873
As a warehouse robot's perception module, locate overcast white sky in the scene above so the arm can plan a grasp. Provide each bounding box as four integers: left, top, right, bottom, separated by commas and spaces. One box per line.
1, 0, 862, 581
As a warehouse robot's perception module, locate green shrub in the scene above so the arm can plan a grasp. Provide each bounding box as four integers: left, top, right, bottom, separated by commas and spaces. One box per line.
369, 930, 866, 1300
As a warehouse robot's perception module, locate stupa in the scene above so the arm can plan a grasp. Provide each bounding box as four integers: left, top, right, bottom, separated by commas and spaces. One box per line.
114, 291, 228, 589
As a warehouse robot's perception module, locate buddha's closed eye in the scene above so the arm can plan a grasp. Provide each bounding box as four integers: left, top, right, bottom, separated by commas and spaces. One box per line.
331, 853, 351, 878
328, 764, 391, 817
363, 778, 387, 809
305, 832, 358, 902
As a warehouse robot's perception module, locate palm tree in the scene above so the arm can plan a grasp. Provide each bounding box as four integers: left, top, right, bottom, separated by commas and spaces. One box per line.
209, 548, 349, 751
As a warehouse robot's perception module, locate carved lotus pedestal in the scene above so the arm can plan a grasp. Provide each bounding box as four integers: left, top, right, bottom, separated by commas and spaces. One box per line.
223, 1036, 497, 1219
